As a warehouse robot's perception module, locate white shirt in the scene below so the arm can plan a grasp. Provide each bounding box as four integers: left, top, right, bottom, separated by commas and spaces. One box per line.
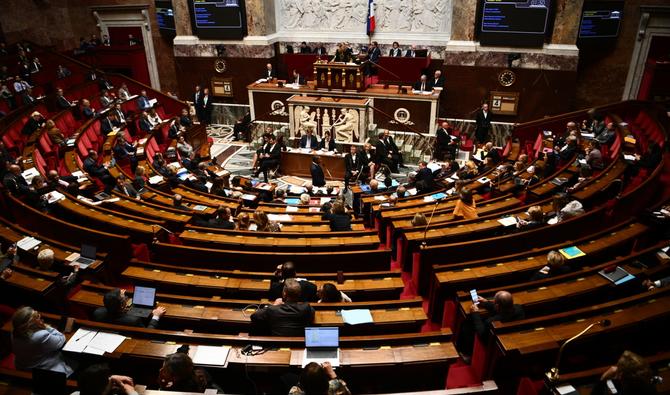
305, 136, 312, 149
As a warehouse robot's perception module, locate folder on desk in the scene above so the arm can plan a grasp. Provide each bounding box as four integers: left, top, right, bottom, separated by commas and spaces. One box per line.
193, 345, 230, 366
599, 266, 636, 285
559, 246, 586, 259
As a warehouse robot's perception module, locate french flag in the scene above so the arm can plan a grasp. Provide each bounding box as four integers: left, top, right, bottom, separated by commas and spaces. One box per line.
367, 0, 375, 36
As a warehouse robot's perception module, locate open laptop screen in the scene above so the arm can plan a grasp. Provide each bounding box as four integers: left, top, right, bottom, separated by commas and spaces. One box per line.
81, 244, 97, 259
305, 327, 339, 347
133, 286, 156, 308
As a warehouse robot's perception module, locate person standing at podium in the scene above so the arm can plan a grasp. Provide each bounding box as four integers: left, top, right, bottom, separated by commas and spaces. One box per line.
333, 43, 350, 62
413, 75, 431, 92
263, 63, 276, 80
311, 156, 326, 187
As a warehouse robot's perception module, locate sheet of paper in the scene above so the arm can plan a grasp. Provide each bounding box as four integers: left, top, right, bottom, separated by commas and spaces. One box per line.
192, 345, 231, 366
148, 175, 164, 185
555, 385, 577, 395
65, 252, 80, 262
374, 195, 387, 201
498, 217, 518, 227
341, 309, 374, 325
623, 154, 637, 161
286, 206, 299, 212
241, 194, 256, 201
17, 237, 41, 251
423, 196, 435, 202
86, 332, 126, 353
63, 328, 97, 353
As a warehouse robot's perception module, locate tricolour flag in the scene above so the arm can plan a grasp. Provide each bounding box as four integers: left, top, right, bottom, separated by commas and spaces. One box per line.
367, 0, 376, 36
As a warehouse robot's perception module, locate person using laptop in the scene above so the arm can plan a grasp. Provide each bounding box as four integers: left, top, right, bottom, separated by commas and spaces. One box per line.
92, 288, 166, 328
251, 279, 314, 336
289, 362, 350, 395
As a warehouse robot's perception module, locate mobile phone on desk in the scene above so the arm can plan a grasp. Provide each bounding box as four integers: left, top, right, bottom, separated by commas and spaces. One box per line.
470, 289, 479, 304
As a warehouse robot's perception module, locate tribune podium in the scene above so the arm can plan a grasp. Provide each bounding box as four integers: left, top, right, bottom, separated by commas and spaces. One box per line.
313, 61, 367, 92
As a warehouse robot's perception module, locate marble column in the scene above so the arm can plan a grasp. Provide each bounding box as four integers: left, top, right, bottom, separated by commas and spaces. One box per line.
451, 0, 477, 41
245, 0, 276, 36
551, 0, 584, 45
173, 0, 192, 36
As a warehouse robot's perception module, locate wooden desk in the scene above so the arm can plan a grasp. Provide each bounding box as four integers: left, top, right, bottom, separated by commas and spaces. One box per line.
247, 81, 439, 135
280, 149, 346, 180
377, 56, 431, 83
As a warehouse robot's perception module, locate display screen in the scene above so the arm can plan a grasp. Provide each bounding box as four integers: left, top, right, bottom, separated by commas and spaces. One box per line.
155, 0, 176, 35
579, 1, 623, 39
478, 0, 553, 47
189, 0, 247, 40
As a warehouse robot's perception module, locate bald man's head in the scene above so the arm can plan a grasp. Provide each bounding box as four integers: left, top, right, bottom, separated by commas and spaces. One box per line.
280, 261, 296, 279
494, 291, 514, 313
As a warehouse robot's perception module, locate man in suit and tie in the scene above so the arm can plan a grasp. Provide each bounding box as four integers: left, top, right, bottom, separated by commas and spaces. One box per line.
344, 145, 362, 189
93, 288, 166, 328
415, 160, 436, 192
389, 41, 402, 57
310, 156, 326, 187
263, 63, 276, 80
360, 143, 375, 180
430, 70, 445, 89
291, 69, 306, 86
299, 41, 311, 54
55, 88, 75, 110
83, 150, 115, 191
383, 129, 403, 168
199, 88, 213, 125
299, 129, 318, 149
255, 134, 281, 182
369, 41, 381, 63
375, 132, 397, 173
475, 103, 492, 145
435, 121, 458, 160
313, 44, 327, 56
413, 75, 431, 92
114, 175, 139, 199
405, 44, 418, 57
100, 112, 116, 137
192, 85, 202, 121
2, 164, 30, 196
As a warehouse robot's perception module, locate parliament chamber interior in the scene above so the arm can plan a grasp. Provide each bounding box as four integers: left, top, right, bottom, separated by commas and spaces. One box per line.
0, 0, 669, 394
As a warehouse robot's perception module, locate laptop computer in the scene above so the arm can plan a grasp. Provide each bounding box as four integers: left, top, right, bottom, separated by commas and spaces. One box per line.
302, 327, 340, 367
127, 286, 156, 318
73, 244, 97, 268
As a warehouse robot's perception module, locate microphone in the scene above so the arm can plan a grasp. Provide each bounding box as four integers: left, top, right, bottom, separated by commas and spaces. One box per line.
421, 200, 441, 249
545, 319, 612, 388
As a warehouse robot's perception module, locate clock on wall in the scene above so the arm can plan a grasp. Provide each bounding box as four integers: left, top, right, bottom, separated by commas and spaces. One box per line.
214, 58, 227, 73
498, 69, 516, 87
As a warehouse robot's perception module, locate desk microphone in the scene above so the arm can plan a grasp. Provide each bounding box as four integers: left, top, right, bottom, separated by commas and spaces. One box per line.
421, 200, 440, 249
545, 319, 611, 388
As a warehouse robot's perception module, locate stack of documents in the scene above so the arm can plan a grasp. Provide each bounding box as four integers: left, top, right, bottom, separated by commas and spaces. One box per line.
17, 236, 41, 251
63, 328, 126, 355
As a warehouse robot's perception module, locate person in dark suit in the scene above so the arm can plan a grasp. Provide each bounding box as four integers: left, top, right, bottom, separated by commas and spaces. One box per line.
389, 41, 402, 57
310, 156, 326, 187
415, 161, 435, 192
114, 175, 139, 199
21, 111, 45, 136
474, 103, 492, 144
299, 129, 318, 149
2, 165, 30, 195
322, 200, 352, 231
383, 129, 403, 169
83, 150, 115, 191
100, 112, 116, 137
81, 99, 96, 120
413, 75, 430, 92
136, 90, 151, 111
254, 134, 281, 182
197, 206, 235, 230
192, 85, 202, 121
344, 145, 362, 189
92, 288, 166, 328
429, 70, 445, 89
369, 41, 381, 63
262, 63, 276, 80
55, 88, 75, 110
179, 108, 192, 129
98, 75, 113, 91
21, 88, 36, 107
268, 262, 318, 302
113, 136, 138, 172
199, 88, 213, 125
405, 45, 418, 57
299, 41, 311, 54
319, 131, 336, 151
167, 117, 181, 139
252, 278, 315, 336
291, 69, 306, 86
313, 44, 327, 55
480, 142, 501, 164
435, 121, 457, 161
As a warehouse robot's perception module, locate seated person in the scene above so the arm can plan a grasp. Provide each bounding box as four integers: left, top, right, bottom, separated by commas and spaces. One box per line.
251, 278, 315, 336
567, 165, 593, 193
113, 136, 138, 171
236, 212, 251, 230
530, 250, 572, 281
271, 188, 286, 203
479, 142, 501, 164
318, 283, 351, 303
516, 205, 545, 231
147, 107, 162, 128
321, 200, 352, 231
45, 120, 66, 147
585, 141, 604, 170
159, 349, 221, 392
453, 189, 477, 220
269, 261, 317, 302
414, 160, 435, 193
254, 210, 281, 232
92, 288, 166, 328
75, 364, 137, 395
594, 122, 617, 145
548, 193, 584, 224
11, 307, 74, 376
319, 131, 336, 151
643, 275, 670, 290
300, 128, 318, 149
21, 111, 45, 136
83, 150, 115, 191
176, 135, 193, 158
590, 351, 658, 395
199, 206, 235, 230
413, 74, 431, 92
254, 134, 281, 183
289, 362, 351, 395
172, 194, 191, 211
179, 108, 193, 128
114, 175, 139, 199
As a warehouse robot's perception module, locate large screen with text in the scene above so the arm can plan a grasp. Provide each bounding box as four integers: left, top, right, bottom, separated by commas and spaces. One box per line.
188, 0, 247, 40
579, 1, 623, 40
478, 0, 552, 47
155, 0, 176, 36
